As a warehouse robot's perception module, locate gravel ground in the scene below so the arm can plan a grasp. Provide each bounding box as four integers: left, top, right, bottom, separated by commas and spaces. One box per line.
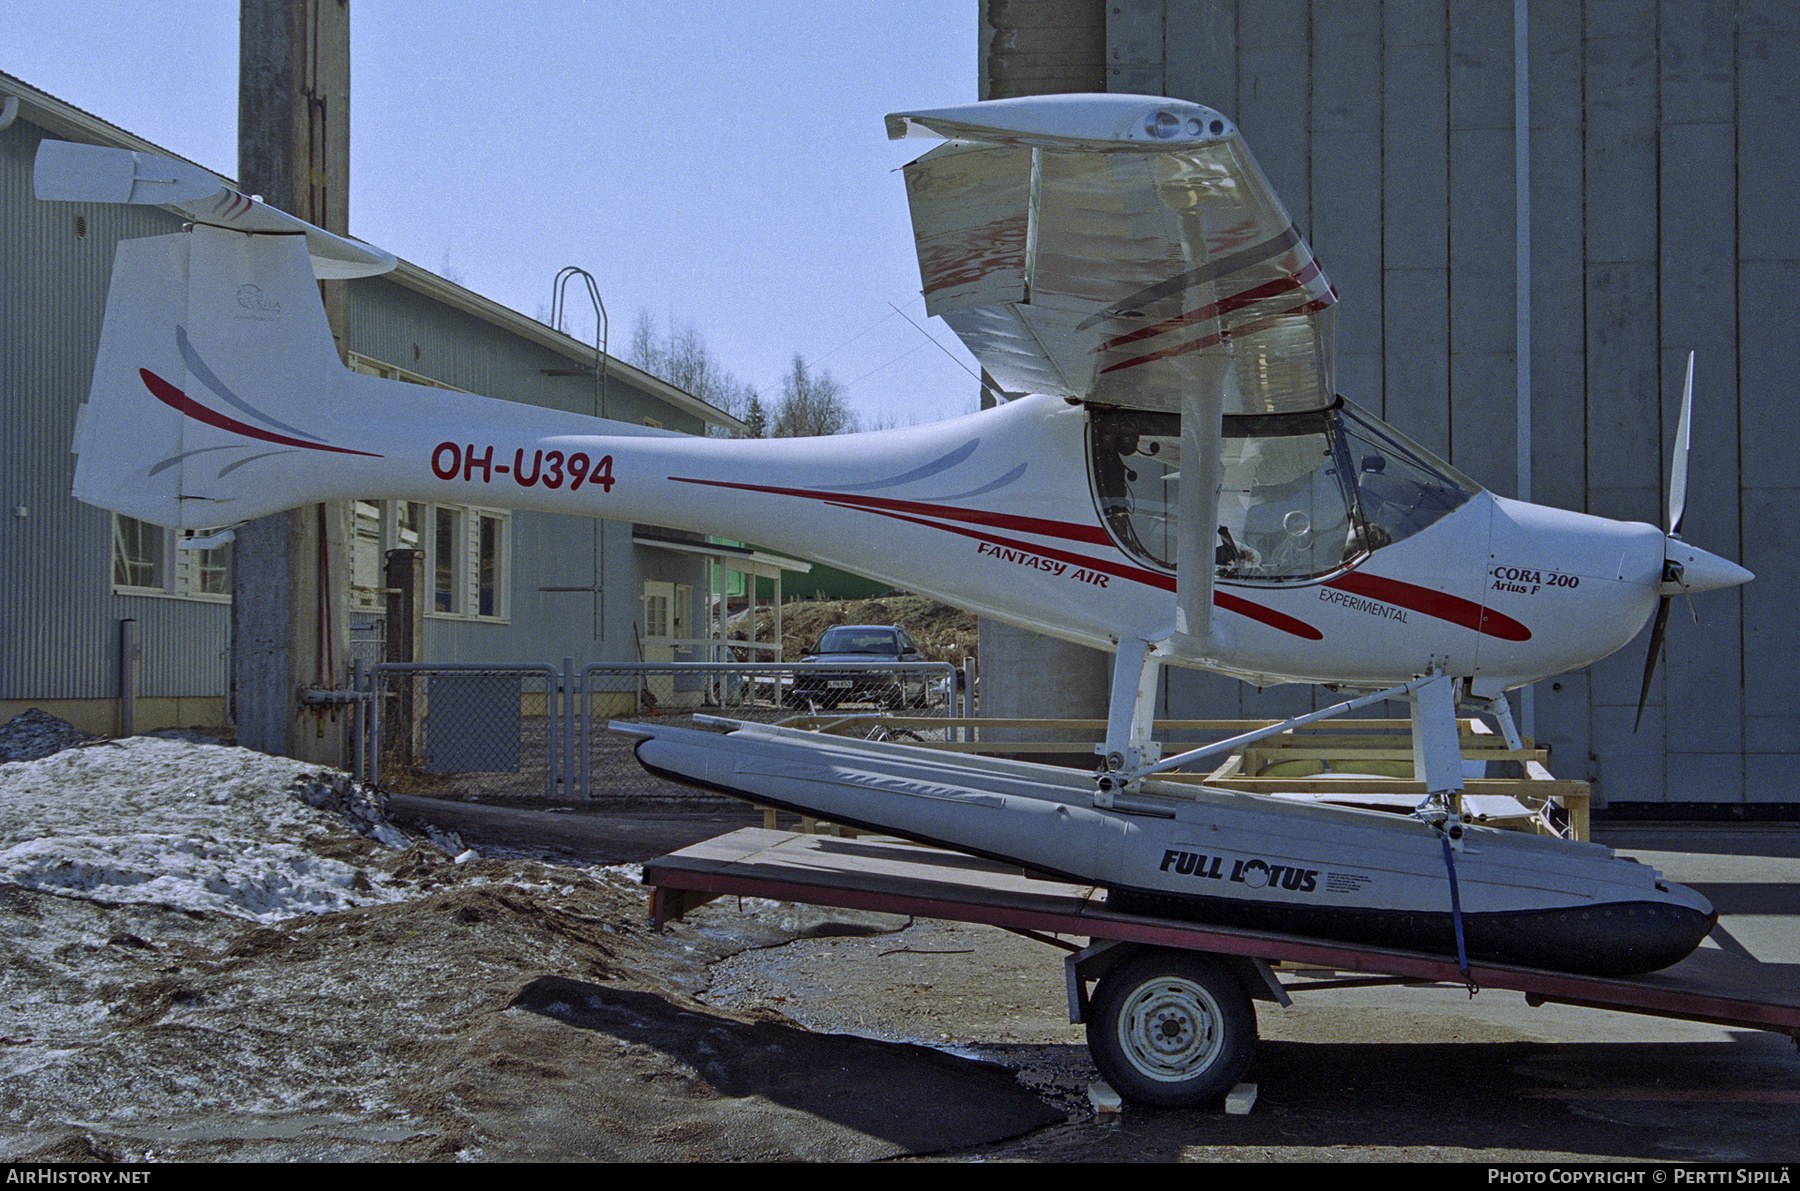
4, 712, 1794, 1164
0, 722, 1061, 1162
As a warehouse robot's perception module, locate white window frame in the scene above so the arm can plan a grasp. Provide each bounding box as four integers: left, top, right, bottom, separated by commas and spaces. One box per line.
431, 505, 465, 617
345, 355, 509, 625
474, 508, 508, 621
422, 502, 510, 624
349, 500, 429, 613
111, 515, 233, 603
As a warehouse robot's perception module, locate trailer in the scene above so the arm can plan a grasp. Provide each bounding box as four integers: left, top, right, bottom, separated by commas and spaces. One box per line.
644, 827, 1800, 1109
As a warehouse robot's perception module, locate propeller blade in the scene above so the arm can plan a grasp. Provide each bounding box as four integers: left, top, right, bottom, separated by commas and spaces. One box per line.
1668, 350, 1694, 538
1634, 595, 1673, 733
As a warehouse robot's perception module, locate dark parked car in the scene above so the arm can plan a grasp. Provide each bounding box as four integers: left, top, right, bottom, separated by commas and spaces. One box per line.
789, 624, 927, 709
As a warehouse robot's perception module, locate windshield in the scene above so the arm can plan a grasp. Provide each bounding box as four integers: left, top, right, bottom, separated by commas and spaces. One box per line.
1335, 403, 1481, 551
815, 627, 900, 656
1088, 401, 1477, 583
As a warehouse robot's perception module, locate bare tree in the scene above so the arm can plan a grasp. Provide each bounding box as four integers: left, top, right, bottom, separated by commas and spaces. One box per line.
626, 309, 757, 437
770, 354, 857, 438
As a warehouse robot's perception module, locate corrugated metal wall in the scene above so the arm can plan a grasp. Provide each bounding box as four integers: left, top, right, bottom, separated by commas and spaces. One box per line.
1, 111, 230, 709
1113, 0, 1796, 805
2, 82, 716, 723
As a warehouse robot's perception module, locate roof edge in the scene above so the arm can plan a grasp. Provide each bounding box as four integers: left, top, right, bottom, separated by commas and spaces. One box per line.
0, 70, 747, 435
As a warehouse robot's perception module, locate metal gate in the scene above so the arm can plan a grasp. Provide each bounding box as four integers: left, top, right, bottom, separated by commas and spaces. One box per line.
352, 658, 967, 803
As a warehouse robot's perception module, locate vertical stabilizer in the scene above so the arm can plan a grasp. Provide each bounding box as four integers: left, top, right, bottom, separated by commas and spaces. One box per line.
73, 225, 360, 530
74, 232, 193, 528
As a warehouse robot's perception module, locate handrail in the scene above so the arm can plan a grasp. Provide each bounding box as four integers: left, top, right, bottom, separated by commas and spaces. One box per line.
550, 265, 608, 417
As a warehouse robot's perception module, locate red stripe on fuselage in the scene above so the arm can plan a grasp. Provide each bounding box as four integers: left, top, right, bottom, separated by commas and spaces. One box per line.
829, 501, 1327, 640
669, 475, 1326, 640
1324, 570, 1531, 642
669, 480, 1525, 643
140, 369, 380, 458
668, 476, 1113, 546
1214, 590, 1325, 641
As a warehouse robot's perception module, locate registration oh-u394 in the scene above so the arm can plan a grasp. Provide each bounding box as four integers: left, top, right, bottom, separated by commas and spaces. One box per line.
431, 442, 616, 493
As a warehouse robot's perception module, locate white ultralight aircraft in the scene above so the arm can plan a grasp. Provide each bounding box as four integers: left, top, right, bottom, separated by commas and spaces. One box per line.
36, 96, 1750, 993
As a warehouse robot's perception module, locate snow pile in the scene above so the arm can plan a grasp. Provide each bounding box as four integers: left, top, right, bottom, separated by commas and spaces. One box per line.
0, 708, 98, 762
0, 735, 411, 922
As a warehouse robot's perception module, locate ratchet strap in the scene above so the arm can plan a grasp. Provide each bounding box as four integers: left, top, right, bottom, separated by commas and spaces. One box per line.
1440, 835, 1479, 997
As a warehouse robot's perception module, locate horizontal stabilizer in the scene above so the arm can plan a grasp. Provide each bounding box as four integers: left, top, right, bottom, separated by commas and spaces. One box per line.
33, 141, 395, 280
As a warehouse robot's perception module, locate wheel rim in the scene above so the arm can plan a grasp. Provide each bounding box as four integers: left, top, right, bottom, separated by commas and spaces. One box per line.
1116, 975, 1225, 1082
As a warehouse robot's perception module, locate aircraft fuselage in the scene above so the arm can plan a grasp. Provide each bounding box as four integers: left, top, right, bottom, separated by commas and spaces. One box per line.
188, 370, 1685, 694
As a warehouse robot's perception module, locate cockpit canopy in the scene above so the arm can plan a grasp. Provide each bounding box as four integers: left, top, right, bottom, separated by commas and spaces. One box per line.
1088, 400, 1479, 584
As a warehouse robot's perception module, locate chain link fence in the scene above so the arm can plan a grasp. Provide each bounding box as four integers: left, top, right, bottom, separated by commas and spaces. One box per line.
357, 663, 558, 799
352, 659, 967, 805
346, 620, 385, 678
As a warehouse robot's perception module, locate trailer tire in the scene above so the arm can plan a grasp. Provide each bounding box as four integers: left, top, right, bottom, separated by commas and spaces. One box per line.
1086, 949, 1256, 1108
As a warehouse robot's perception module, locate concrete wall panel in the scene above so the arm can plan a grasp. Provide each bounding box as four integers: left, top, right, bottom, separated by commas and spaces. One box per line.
1592, 703, 1667, 804
1163, 0, 1237, 110
1101, 2, 1791, 803
1380, 72, 1447, 271
1449, 0, 1515, 132
1450, 349, 1518, 495
1745, 752, 1800, 805
1311, 2, 1382, 133
1448, 124, 1517, 356
1382, 270, 1451, 453
1311, 128, 1383, 354
1668, 750, 1744, 803
1584, 258, 1662, 513
1108, 0, 1166, 95
1740, 483, 1800, 787
1535, 669, 1594, 788
1235, 1, 1312, 232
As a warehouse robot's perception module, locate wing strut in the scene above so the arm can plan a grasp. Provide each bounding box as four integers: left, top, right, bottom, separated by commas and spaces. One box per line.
1098, 675, 1438, 800
1173, 384, 1222, 652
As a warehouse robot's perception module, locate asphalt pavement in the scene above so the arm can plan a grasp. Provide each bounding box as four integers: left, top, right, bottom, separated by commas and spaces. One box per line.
389, 792, 1800, 1163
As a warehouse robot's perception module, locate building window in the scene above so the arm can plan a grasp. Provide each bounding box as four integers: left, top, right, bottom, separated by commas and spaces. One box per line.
346, 499, 503, 622
345, 356, 504, 623
111, 516, 232, 601
350, 501, 385, 611
434, 507, 463, 614
349, 500, 426, 612
415, 503, 509, 623
644, 590, 670, 639
399, 501, 424, 557
113, 516, 164, 590
477, 512, 504, 618
183, 533, 233, 596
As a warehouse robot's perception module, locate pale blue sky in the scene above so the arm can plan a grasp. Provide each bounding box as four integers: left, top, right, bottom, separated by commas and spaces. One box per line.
4, 1, 984, 427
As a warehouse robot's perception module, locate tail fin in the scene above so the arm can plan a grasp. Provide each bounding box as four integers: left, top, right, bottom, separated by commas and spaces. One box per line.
74, 225, 365, 529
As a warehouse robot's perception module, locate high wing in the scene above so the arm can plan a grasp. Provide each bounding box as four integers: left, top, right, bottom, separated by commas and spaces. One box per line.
888, 94, 1336, 416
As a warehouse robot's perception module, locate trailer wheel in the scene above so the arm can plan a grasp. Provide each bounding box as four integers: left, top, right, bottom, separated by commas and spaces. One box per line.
1086, 949, 1256, 1108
